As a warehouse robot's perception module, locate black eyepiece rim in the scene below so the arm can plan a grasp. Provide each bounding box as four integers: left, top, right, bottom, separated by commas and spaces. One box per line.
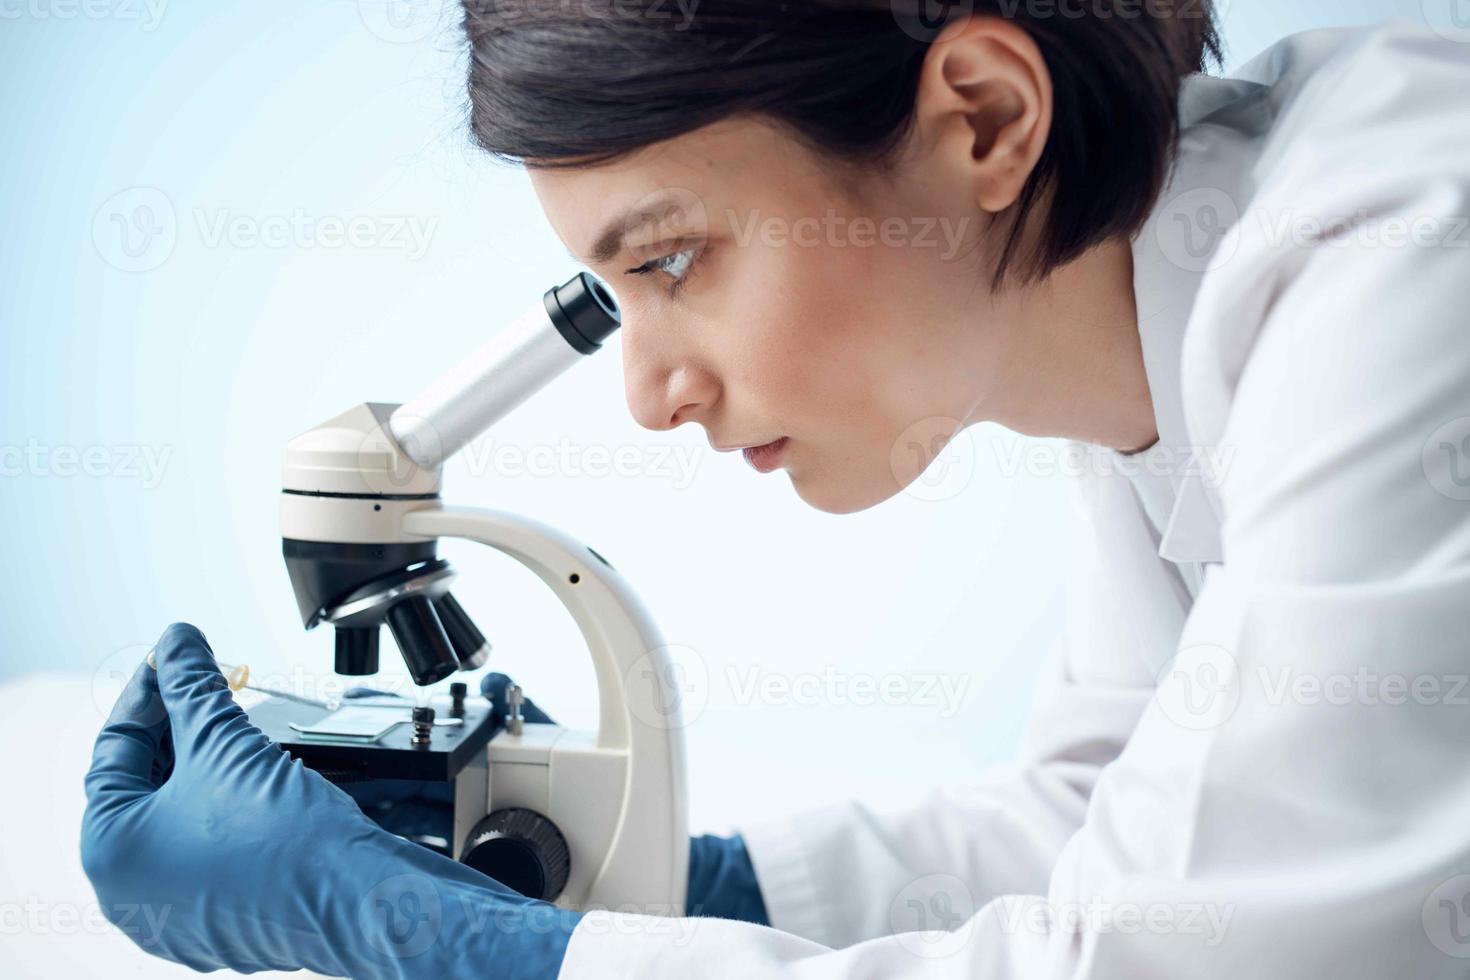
545, 272, 621, 355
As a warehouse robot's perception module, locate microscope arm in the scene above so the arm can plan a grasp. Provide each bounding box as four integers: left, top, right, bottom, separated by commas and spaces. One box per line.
401, 504, 690, 913
401, 505, 679, 752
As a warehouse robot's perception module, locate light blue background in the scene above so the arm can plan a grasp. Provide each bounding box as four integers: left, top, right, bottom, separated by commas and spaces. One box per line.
0, 0, 1437, 827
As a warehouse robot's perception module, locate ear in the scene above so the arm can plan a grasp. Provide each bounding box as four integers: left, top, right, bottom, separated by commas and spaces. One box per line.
911, 17, 1053, 214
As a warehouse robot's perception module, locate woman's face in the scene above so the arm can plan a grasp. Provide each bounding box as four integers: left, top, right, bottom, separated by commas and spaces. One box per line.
531, 117, 1021, 514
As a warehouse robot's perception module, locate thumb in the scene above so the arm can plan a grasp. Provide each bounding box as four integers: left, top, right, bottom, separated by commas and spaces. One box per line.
152, 622, 269, 764
85, 658, 170, 811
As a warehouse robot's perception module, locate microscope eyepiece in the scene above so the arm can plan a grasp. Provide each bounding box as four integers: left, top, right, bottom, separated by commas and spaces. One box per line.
544, 272, 620, 355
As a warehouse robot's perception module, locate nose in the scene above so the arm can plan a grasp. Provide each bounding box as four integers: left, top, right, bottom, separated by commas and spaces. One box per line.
626, 361, 720, 432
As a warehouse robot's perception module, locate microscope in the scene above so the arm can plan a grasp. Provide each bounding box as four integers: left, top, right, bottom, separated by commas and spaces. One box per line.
249, 273, 688, 915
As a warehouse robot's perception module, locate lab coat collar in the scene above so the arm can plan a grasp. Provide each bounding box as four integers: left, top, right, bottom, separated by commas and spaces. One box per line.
1127, 72, 1273, 567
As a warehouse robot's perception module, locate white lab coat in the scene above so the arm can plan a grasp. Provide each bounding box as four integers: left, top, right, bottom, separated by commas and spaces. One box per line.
559, 21, 1470, 978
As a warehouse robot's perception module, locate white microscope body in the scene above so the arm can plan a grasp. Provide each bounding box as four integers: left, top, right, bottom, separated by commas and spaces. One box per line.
276, 275, 688, 914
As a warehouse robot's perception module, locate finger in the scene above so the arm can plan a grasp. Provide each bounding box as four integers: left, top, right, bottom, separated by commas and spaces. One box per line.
151, 622, 273, 765
85, 658, 171, 811
480, 672, 555, 725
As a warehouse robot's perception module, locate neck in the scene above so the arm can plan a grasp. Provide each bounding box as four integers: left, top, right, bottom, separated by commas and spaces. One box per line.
974, 236, 1158, 453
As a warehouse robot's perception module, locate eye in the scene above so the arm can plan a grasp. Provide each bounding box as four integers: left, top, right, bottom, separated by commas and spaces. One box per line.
626, 247, 701, 297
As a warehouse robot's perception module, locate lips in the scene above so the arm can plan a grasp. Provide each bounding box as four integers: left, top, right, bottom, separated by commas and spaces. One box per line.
741, 437, 789, 474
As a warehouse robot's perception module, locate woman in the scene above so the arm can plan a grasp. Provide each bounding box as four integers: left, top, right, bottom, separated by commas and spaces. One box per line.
81, 2, 1470, 977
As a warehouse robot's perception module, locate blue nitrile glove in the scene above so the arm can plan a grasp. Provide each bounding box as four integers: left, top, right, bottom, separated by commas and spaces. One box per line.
81, 623, 578, 979
687, 834, 771, 925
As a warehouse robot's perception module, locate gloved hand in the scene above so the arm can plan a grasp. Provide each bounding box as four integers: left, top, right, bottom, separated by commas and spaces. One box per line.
82, 623, 578, 978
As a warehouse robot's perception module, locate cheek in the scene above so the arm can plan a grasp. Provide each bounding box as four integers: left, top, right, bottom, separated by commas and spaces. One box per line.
727, 239, 898, 420
754, 240, 937, 471
729, 241, 932, 508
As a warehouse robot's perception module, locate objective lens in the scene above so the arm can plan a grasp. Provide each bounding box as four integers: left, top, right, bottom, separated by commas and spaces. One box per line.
386, 595, 460, 686
434, 592, 490, 671
334, 626, 380, 676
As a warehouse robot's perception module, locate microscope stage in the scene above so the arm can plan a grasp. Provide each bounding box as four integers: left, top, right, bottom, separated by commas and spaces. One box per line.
246, 696, 500, 783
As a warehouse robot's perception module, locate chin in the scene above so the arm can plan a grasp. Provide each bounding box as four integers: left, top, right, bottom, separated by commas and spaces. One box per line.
789, 468, 901, 515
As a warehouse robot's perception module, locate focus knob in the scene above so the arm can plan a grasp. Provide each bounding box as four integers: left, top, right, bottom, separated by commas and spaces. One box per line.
460, 808, 571, 901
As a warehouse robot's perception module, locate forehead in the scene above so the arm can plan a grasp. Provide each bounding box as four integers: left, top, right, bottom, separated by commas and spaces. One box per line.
528, 117, 834, 263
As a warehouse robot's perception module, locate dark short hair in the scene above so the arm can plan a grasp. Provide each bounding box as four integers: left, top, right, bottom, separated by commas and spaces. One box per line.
460, 0, 1221, 285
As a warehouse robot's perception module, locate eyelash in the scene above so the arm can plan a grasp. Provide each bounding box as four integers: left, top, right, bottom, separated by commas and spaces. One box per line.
626, 247, 701, 298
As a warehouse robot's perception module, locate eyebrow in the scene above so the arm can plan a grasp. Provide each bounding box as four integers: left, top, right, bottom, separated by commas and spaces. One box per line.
584, 192, 692, 266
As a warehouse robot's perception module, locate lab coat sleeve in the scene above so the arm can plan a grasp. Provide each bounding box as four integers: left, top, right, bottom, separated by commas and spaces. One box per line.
556, 26, 1470, 976
729, 454, 1194, 948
